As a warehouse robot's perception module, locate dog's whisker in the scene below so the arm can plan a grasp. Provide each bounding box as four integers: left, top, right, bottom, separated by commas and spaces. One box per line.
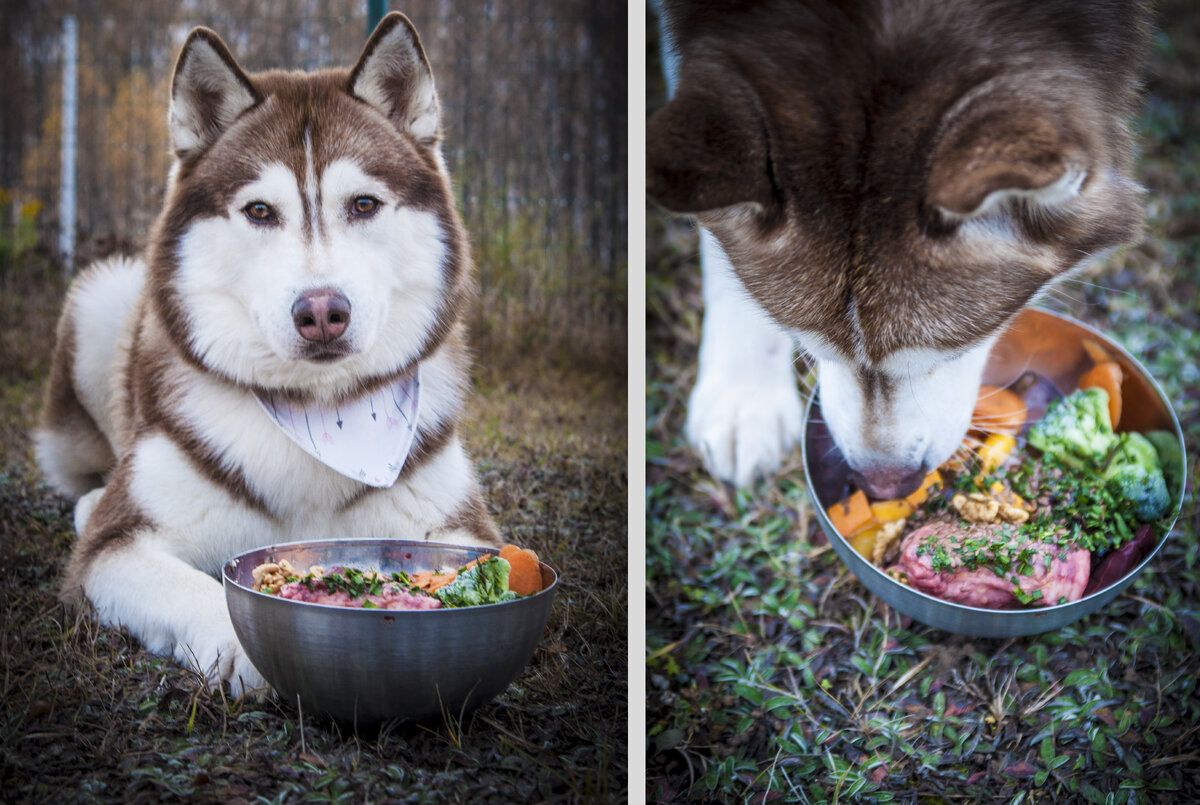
1058, 274, 1139, 299
820, 444, 844, 461
1044, 283, 1105, 310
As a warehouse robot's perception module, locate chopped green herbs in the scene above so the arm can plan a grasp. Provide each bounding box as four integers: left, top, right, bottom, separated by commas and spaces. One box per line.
915, 394, 1170, 594
291, 565, 422, 600
265, 557, 522, 609
1010, 451, 1148, 553
1013, 588, 1043, 605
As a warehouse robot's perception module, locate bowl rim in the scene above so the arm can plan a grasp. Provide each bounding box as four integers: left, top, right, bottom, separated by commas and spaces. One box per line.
802, 307, 1186, 618
222, 537, 559, 615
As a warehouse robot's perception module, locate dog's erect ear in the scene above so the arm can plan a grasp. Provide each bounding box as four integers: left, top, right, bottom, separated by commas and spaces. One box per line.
927, 108, 1090, 220
169, 28, 259, 160
349, 12, 441, 147
647, 71, 774, 214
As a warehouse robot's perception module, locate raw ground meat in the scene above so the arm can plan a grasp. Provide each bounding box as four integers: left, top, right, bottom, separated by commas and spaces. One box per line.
279, 579, 442, 610
892, 520, 1091, 608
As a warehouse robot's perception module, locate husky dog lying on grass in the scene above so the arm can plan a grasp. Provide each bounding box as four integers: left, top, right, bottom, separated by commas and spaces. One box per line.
36, 13, 499, 695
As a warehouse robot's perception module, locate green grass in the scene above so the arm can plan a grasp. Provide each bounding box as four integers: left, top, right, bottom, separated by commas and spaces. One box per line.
646, 4, 1200, 802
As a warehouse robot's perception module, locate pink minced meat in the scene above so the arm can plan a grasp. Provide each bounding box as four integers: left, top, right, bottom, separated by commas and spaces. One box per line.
892, 521, 1091, 609
279, 580, 441, 610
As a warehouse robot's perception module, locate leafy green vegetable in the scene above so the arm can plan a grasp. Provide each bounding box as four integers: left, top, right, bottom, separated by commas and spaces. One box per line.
1102, 432, 1171, 523
1144, 430, 1184, 505
1027, 387, 1116, 468
1011, 390, 1176, 551
435, 556, 517, 607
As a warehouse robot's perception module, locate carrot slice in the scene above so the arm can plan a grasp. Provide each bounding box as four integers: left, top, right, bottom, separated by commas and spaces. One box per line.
499, 544, 542, 595
408, 553, 501, 594
826, 489, 874, 536
1082, 338, 1113, 366
1078, 361, 1123, 428
971, 385, 1027, 435
904, 470, 943, 507
410, 569, 457, 592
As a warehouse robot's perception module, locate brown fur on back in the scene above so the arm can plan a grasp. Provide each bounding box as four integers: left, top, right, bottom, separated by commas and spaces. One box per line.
649, 0, 1149, 362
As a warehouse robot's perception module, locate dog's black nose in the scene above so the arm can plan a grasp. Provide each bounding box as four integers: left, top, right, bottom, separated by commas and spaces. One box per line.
852, 465, 928, 500
292, 287, 351, 343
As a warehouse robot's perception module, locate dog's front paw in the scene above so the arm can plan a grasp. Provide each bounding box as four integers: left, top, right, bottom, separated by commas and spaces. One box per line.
686, 368, 804, 488
74, 487, 106, 534
177, 618, 268, 699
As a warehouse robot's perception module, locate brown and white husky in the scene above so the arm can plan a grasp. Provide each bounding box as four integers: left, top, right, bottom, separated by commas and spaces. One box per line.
649, 0, 1148, 497
36, 13, 498, 694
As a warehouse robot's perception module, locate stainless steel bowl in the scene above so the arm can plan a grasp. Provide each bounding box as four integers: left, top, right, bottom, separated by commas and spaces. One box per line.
803, 308, 1186, 638
223, 539, 557, 725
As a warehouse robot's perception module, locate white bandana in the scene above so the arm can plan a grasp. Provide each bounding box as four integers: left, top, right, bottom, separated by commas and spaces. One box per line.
255, 369, 421, 488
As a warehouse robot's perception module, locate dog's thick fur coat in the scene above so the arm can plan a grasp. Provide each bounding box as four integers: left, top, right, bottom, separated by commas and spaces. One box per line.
649, 0, 1149, 493
36, 13, 498, 693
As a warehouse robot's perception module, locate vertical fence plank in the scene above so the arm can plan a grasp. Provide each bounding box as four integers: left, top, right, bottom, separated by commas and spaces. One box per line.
58, 15, 77, 275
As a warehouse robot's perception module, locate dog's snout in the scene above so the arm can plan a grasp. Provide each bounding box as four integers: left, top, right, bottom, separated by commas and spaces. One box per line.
292, 287, 351, 343
852, 465, 928, 500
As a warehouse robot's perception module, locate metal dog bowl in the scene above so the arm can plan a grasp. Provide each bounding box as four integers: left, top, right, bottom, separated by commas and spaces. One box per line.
803, 308, 1186, 638
223, 539, 557, 725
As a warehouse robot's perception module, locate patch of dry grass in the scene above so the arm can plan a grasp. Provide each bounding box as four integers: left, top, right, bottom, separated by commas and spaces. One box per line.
0, 264, 627, 802
0, 264, 63, 464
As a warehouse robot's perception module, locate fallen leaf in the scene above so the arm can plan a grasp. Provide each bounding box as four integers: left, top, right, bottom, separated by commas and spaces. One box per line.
299, 751, 327, 768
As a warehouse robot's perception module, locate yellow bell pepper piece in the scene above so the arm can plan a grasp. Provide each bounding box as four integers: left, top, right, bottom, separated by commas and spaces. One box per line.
978, 433, 1015, 476
848, 524, 884, 559
904, 470, 943, 506
870, 498, 914, 522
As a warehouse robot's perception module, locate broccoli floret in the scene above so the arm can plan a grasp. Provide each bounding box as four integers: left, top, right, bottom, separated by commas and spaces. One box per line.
1103, 432, 1170, 523
435, 556, 517, 607
1143, 430, 1183, 507
1027, 387, 1116, 468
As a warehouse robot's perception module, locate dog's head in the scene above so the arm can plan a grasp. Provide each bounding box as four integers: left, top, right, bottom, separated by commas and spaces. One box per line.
150, 13, 468, 402
649, 0, 1147, 497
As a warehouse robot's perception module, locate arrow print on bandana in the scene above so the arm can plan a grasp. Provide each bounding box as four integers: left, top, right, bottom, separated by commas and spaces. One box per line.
303, 411, 321, 457
253, 371, 419, 488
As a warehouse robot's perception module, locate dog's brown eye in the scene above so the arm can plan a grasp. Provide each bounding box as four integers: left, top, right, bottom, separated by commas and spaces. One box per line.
244, 202, 276, 223
351, 197, 379, 217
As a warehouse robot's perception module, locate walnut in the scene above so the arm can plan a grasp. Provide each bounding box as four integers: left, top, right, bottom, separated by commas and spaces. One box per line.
952, 490, 1031, 525
872, 518, 908, 565
998, 503, 1030, 524
953, 492, 1000, 523
252, 558, 306, 593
